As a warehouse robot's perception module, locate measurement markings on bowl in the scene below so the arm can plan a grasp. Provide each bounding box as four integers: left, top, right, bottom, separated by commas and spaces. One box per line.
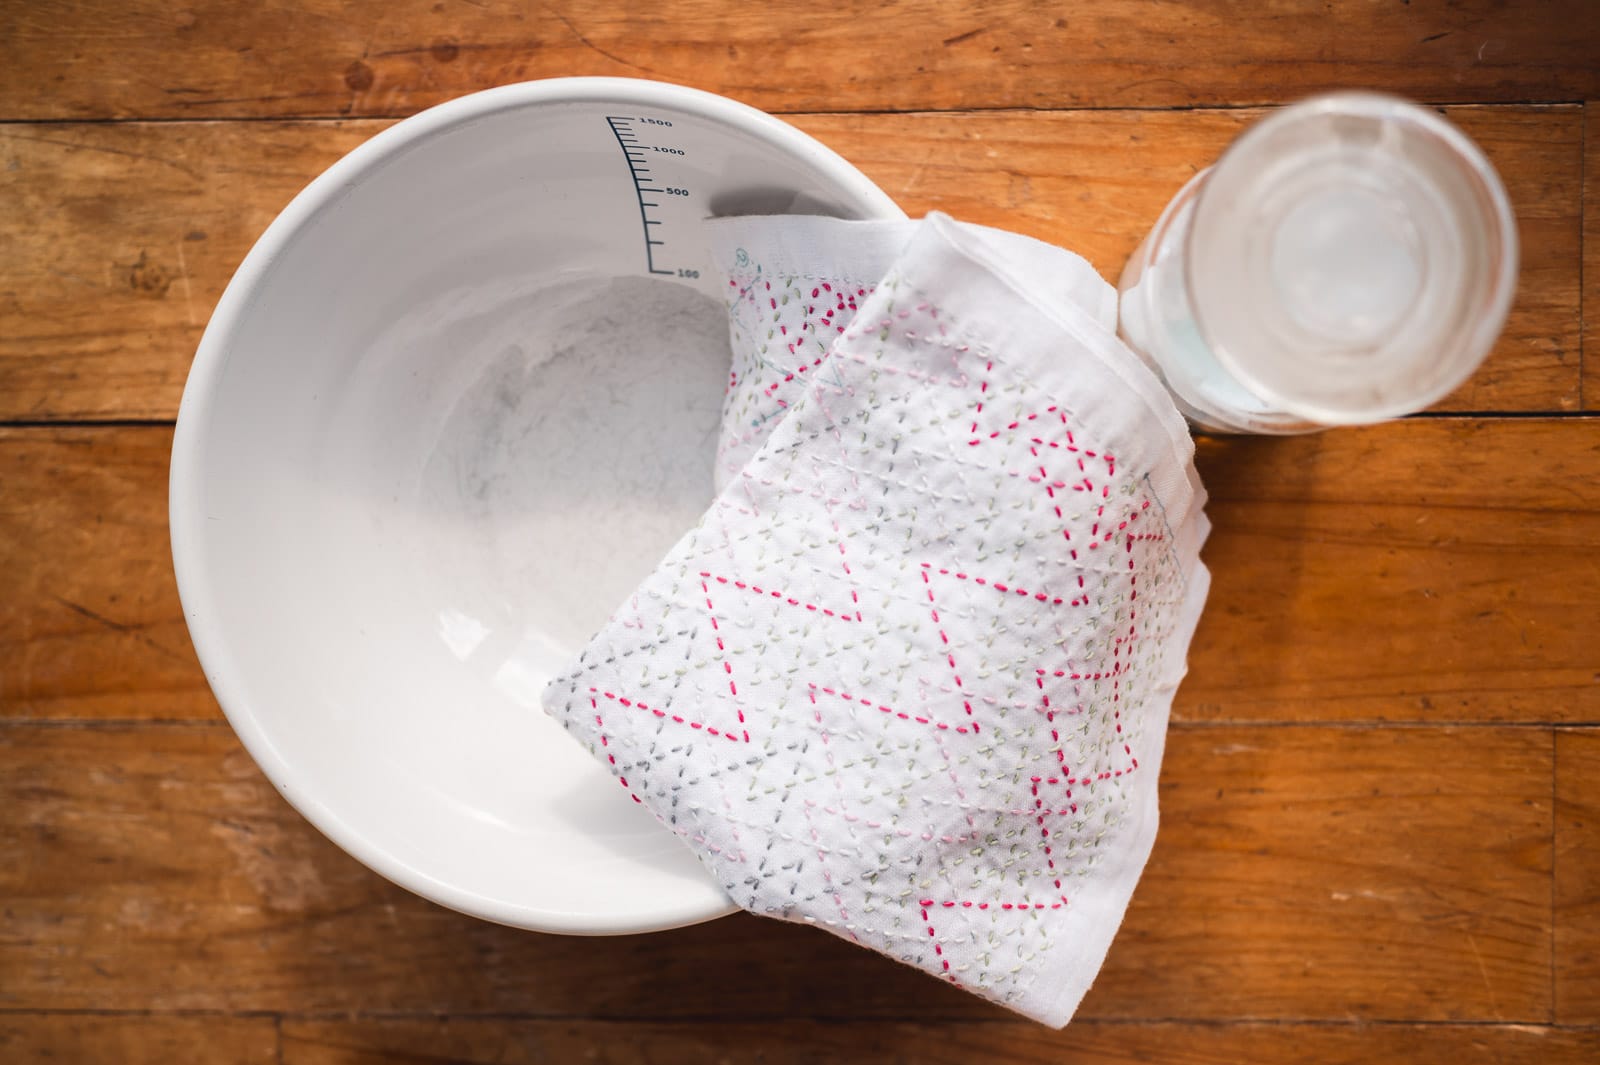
605, 116, 701, 280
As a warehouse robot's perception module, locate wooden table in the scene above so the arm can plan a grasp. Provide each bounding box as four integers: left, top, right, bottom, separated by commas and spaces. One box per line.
3, 3, 1597, 1062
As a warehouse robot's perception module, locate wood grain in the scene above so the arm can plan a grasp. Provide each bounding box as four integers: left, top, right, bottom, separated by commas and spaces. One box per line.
279, 1018, 1600, 1065
3, 1, 1597, 121
0, 428, 212, 719
0, 1016, 277, 1064
0, 722, 1552, 1021
1096, 724, 1552, 1023
1183, 417, 1600, 724
7, 419, 1594, 725
1584, 103, 1598, 409
0, 106, 1580, 423
1555, 728, 1600, 1022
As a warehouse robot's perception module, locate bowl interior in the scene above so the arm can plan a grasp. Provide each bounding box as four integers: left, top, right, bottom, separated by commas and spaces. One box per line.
173, 83, 900, 932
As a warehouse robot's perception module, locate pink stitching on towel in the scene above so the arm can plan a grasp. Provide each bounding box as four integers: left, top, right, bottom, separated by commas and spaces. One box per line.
808, 682, 976, 735
590, 687, 748, 744
699, 571, 859, 627
590, 699, 643, 803
700, 578, 751, 741
920, 567, 975, 720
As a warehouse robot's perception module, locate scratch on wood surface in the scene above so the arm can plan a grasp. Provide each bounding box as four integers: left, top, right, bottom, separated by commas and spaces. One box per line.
942, 28, 985, 46
51, 595, 189, 665
900, 162, 928, 195
1466, 932, 1503, 1020
209, 816, 333, 912
175, 239, 196, 325
542, 4, 658, 74
0, 132, 202, 182
1329, 888, 1401, 903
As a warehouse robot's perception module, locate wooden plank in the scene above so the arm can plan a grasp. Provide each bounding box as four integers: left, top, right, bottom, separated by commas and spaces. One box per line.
1556, 728, 1600, 1022
1182, 417, 1600, 724
279, 1018, 1600, 1065
1093, 724, 1552, 1022
0, 106, 1580, 423
1584, 103, 1598, 409
8, 419, 1593, 725
1446, 106, 1583, 411
0, 427, 213, 719
0, 1015, 277, 1064
3, 1, 1598, 121
0, 722, 1551, 1020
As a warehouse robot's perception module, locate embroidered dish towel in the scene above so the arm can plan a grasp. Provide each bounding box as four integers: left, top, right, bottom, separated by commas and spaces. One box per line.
542, 212, 1210, 1027
710, 214, 1118, 490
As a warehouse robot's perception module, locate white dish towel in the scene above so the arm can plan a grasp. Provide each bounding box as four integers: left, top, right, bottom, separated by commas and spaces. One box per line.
543, 212, 1211, 1026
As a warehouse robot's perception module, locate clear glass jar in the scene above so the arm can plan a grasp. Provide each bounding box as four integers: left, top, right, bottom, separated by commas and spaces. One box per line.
1117, 93, 1519, 434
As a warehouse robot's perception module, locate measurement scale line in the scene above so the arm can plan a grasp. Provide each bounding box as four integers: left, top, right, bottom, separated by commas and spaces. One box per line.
606, 115, 675, 275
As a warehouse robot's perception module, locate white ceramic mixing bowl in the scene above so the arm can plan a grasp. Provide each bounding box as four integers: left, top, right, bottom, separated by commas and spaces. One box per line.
170, 78, 903, 934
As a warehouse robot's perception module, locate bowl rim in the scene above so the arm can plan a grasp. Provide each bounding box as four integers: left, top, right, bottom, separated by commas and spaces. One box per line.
168, 76, 906, 935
